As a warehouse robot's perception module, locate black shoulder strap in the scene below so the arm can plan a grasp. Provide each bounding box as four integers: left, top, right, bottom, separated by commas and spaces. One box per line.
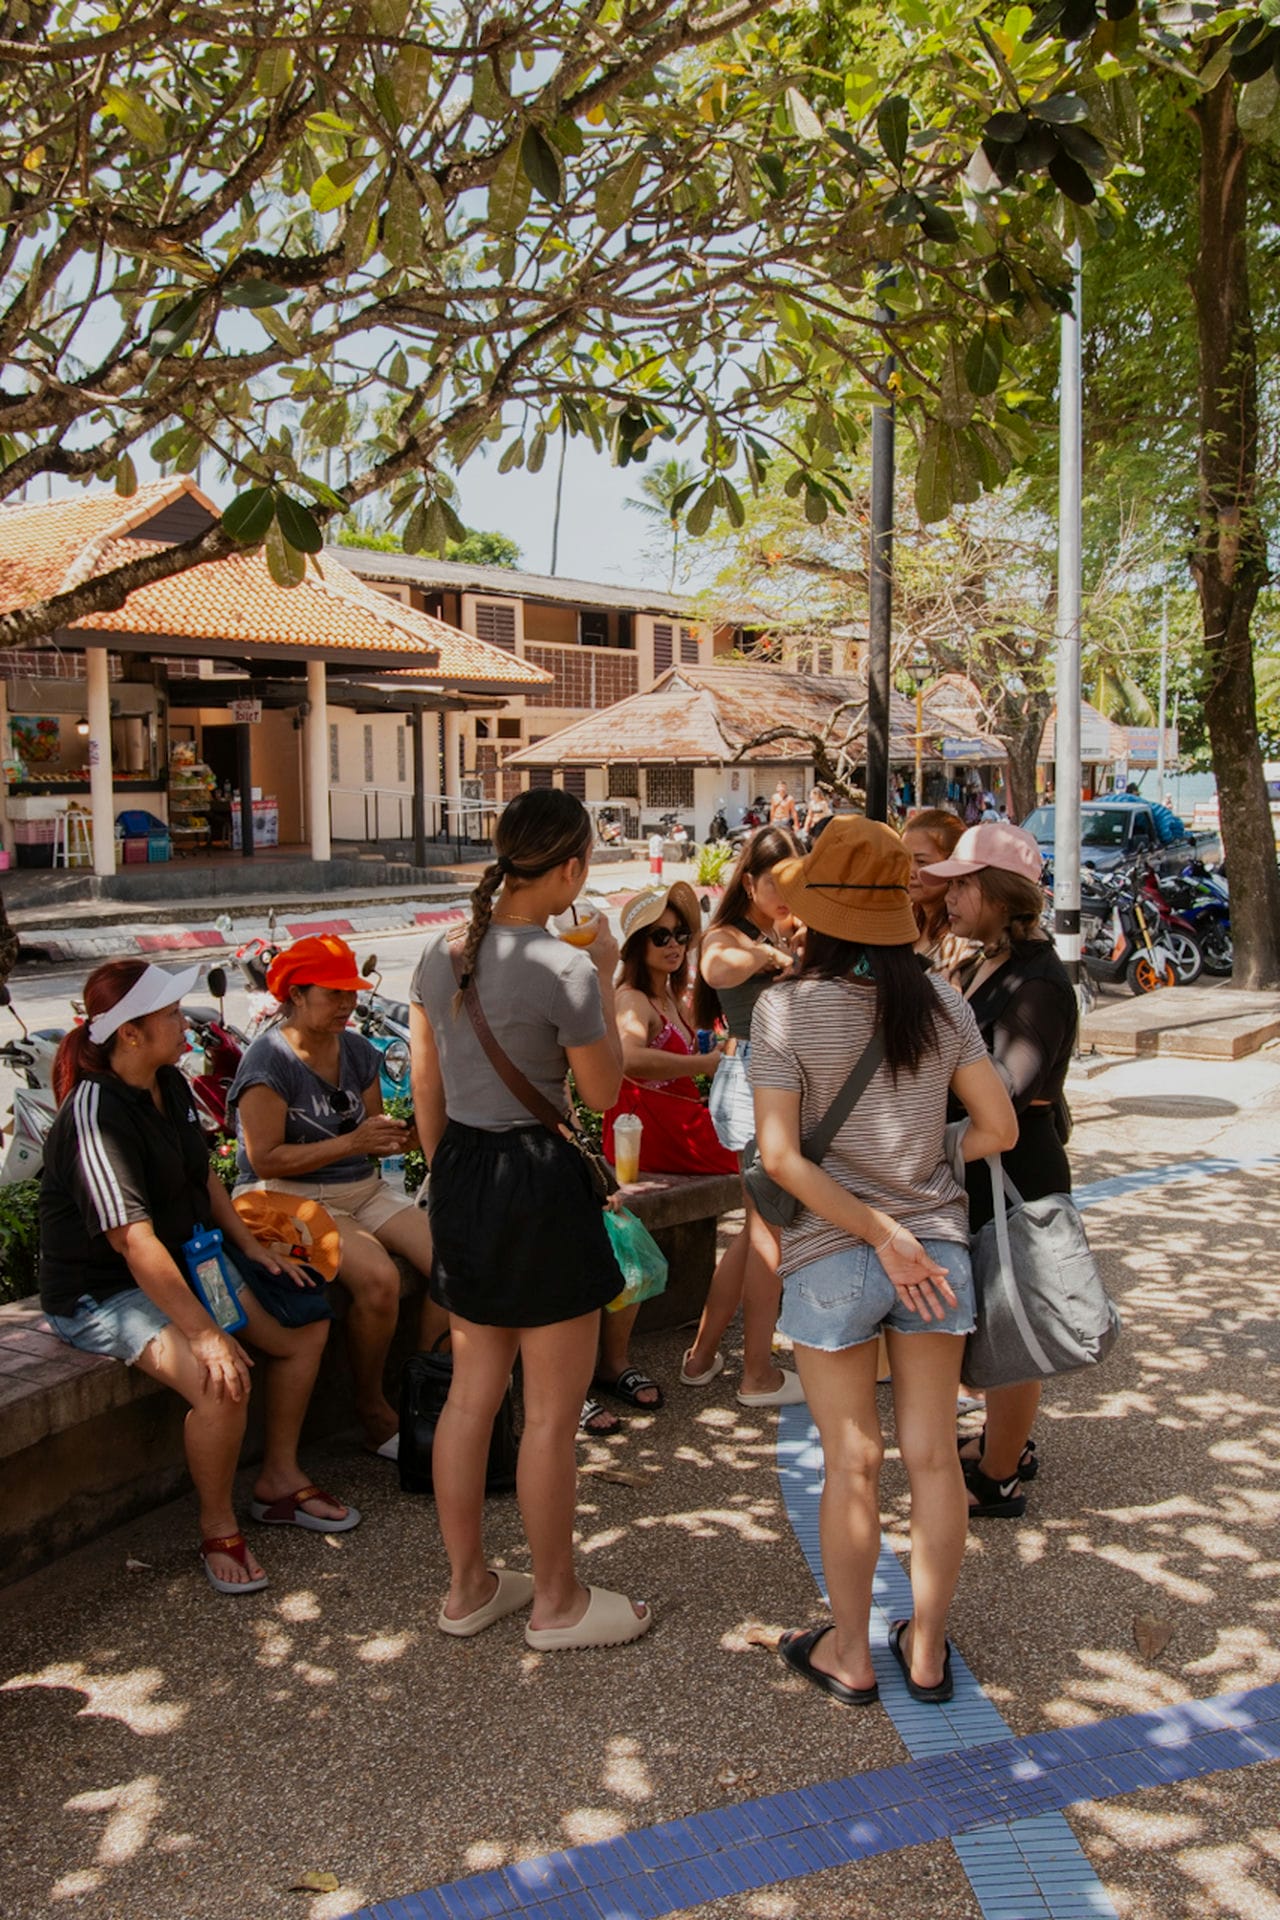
803, 1031, 886, 1162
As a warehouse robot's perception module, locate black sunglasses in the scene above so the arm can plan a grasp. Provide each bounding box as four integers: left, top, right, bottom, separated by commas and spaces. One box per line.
647, 925, 691, 948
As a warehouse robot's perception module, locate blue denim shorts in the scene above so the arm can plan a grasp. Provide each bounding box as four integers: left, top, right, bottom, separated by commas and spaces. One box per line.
46, 1263, 248, 1366
779, 1237, 975, 1352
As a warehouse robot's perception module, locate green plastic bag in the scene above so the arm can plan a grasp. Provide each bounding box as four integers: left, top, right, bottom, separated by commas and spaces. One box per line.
603, 1206, 669, 1313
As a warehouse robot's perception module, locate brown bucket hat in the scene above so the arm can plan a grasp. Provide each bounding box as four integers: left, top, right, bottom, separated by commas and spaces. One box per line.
773, 816, 918, 945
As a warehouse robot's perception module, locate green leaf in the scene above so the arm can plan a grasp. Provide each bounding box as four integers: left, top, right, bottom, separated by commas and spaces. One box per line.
101, 85, 165, 149
963, 322, 1003, 396
274, 493, 323, 555
221, 486, 276, 545
1055, 123, 1109, 172
803, 485, 828, 525
876, 95, 910, 168
368, 0, 409, 28
149, 291, 205, 357
391, 44, 435, 120
311, 157, 367, 214
420, 170, 446, 245
265, 520, 307, 588
884, 189, 921, 227
254, 45, 295, 98
388, 347, 408, 387
756, 151, 787, 197
497, 436, 525, 474
1032, 93, 1088, 124
785, 86, 824, 141
343, 172, 385, 271
1049, 149, 1095, 205
918, 200, 959, 243
403, 502, 428, 552
915, 426, 953, 522
521, 126, 565, 205
488, 140, 532, 231
984, 110, 1028, 144
423, 497, 449, 554
471, 56, 506, 120
717, 477, 746, 528
527, 428, 548, 475
595, 150, 645, 232
383, 167, 424, 267
686, 484, 718, 536
440, 498, 467, 544
222, 280, 290, 309
114, 454, 138, 498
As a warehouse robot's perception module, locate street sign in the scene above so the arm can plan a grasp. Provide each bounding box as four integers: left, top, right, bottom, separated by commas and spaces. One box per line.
230, 698, 262, 725
1124, 726, 1178, 764
942, 737, 988, 760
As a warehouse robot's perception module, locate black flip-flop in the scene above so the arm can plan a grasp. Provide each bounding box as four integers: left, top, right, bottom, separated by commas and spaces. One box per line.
778, 1625, 879, 1707
592, 1367, 665, 1410
888, 1619, 954, 1704
579, 1397, 622, 1436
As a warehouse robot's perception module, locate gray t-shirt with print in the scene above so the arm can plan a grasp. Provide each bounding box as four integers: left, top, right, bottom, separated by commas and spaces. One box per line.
411, 923, 605, 1131
228, 1024, 382, 1185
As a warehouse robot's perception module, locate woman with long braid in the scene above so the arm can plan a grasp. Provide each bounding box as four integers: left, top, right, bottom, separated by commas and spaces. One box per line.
409, 789, 651, 1651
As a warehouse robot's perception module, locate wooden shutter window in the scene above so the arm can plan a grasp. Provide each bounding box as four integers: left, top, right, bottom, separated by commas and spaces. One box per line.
475, 601, 517, 651
680, 625, 699, 663
653, 622, 674, 671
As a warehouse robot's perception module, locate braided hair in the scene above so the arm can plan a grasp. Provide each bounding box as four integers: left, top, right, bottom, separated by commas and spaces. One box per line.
452, 788, 593, 1010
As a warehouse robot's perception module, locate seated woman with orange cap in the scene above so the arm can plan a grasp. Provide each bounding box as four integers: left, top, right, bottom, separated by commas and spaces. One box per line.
228, 934, 444, 1458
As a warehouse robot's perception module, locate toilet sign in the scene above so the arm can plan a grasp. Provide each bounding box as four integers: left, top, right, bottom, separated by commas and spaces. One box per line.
230, 698, 262, 725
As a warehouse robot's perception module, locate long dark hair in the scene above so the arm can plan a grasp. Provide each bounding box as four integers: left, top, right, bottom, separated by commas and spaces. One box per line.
453, 787, 592, 1003
692, 824, 803, 1028
52, 958, 149, 1104
793, 931, 950, 1081
618, 900, 696, 1000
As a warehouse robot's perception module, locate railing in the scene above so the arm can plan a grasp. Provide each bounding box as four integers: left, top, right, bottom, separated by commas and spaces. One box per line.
327, 786, 498, 860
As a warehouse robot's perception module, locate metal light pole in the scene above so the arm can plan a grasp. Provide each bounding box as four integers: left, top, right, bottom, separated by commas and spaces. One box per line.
1156, 585, 1170, 798
1053, 243, 1083, 992
866, 284, 895, 823
910, 643, 930, 814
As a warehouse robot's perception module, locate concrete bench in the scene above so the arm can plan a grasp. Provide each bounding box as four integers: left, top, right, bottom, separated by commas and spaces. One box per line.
0, 1174, 743, 1584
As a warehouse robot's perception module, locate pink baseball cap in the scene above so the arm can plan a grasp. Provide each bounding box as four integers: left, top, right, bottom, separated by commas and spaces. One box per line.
921, 821, 1045, 883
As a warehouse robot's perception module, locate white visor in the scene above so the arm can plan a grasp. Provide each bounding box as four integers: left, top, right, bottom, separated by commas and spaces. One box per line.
88, 962, 203, 1044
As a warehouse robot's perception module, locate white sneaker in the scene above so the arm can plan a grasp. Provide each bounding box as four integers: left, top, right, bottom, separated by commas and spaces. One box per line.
736, 1369, 806, 1408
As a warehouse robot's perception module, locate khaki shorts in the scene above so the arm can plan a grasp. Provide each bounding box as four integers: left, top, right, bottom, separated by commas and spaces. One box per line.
233, 1169, 410, 1239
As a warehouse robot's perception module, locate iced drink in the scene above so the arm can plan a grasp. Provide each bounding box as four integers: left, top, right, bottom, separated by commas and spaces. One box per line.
554, 906, 600, 948
613, 1113, 643, 1185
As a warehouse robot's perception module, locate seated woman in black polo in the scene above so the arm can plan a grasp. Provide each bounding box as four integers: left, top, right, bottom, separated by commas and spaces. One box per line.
40, 959, 358, 1595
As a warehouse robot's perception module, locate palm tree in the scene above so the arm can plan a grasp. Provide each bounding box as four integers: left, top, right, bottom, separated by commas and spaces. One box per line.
624, 458, 698, 591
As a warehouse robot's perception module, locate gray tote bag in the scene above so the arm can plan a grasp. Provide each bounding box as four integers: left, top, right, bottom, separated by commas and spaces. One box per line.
964, 1157, 1120, 1390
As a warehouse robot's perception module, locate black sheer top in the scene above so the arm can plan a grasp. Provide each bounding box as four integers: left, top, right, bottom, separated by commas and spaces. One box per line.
946, 938, 1078, 1122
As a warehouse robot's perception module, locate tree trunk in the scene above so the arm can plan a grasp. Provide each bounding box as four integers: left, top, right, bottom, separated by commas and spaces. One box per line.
1189, 76, 1280, 989
996, 687, 1052, 824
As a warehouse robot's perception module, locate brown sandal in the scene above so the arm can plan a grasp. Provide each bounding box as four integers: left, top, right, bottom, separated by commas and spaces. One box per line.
248, 1484, 361, 1533
200, 1532, 269, 1596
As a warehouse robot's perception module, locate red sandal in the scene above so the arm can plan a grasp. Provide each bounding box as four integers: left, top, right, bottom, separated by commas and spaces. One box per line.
199, 1532, 269, 1596
247, 1484, 361, 1533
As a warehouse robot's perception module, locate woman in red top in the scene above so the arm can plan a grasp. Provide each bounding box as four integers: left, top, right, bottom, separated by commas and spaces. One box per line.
594, 884, 735, 1413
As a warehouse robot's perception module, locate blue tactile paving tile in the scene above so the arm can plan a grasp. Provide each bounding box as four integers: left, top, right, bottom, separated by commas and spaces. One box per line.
1072, 1152, 1280, 1210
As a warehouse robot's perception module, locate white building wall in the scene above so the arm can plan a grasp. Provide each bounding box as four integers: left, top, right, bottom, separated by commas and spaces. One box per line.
326, 705, 417, 844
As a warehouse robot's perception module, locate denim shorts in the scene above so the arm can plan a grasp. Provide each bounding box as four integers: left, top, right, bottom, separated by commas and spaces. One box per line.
46, 1261, 248, 1366
779, 1237, 975, 1353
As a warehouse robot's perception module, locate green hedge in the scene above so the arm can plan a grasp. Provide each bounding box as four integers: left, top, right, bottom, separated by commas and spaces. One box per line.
0, 1179, 41, 1304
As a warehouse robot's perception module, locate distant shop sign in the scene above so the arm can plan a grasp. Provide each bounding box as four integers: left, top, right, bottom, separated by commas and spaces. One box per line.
942, 737, 988, 761
1124, 725, 1178, 764
230, 698, 262, 725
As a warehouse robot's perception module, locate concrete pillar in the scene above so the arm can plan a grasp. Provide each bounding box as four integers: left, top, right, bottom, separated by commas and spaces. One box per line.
86, 647, 114, 877
443, 709, 463, 837
0, 679, 11, 858
307, 658, 331, 862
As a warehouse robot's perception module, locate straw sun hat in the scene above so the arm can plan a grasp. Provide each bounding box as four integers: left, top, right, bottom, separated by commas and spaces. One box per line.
620, 881, 703, 945
773, 816, 918, 946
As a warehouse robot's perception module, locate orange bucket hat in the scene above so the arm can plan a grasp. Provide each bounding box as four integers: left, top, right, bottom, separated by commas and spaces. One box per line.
773, 815, 918, 946
232, 1190, 343, 1283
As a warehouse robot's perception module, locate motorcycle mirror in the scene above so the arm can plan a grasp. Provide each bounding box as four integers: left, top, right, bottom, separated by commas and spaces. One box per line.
206, 966, 227, 1001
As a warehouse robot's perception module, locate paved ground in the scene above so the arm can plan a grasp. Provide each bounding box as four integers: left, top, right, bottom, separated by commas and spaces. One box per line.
2, 1035, 1280, 1920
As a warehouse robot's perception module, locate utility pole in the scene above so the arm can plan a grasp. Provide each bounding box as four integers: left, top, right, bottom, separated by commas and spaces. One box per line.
1053, 244, 1083, 996
1156, 585, 1170, 798
865, 284, 895, 823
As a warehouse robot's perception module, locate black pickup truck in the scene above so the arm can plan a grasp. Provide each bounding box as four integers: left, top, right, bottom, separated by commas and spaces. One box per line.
1022, 801, 1221, 876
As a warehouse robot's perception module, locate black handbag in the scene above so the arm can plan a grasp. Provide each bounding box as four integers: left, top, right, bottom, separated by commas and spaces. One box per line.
398, 1337, 519, 1496
742, 1031, 885, 1229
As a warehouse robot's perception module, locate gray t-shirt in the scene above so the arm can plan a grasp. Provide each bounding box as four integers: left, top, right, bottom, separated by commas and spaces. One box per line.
749, 974, 988, 1275
411, 923, 605, 1130
228, 1025, 382, 1185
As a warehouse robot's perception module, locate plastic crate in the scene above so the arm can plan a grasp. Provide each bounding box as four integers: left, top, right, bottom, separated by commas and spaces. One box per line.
122, 838, 148, 863
147, 831, 171, 862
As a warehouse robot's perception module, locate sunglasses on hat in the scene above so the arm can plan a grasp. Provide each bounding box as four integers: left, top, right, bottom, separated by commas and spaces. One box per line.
647, 925, 691, 948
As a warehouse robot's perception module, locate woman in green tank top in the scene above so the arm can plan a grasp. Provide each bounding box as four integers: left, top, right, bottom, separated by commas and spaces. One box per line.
681, 826, 805, 1406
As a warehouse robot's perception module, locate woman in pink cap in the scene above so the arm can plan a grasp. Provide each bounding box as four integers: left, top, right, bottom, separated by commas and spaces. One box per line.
923, 822, 1078, 1520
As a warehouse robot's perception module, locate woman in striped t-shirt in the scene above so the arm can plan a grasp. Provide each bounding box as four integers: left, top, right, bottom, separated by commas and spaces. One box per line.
751, 818, 1016, 1707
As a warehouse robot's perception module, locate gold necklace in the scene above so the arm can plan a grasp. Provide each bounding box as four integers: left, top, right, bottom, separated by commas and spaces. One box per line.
493, 913, 545, 928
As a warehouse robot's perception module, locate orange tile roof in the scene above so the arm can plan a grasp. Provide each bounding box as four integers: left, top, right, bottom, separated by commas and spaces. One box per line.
0, 480, 550, 688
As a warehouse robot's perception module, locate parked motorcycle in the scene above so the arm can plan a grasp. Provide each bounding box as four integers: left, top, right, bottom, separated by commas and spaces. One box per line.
708, 797, 730, 844
0, 985, 59, 1183
1080, 866, 1179, 996
1136, 867, 1204, 985
595, 806, 625, 848
1164, 861, 1233, 976
354, 954, 412, 1105
656, 809, 691, 854
729, 796, 769, 846
181, 966, 246, 1136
